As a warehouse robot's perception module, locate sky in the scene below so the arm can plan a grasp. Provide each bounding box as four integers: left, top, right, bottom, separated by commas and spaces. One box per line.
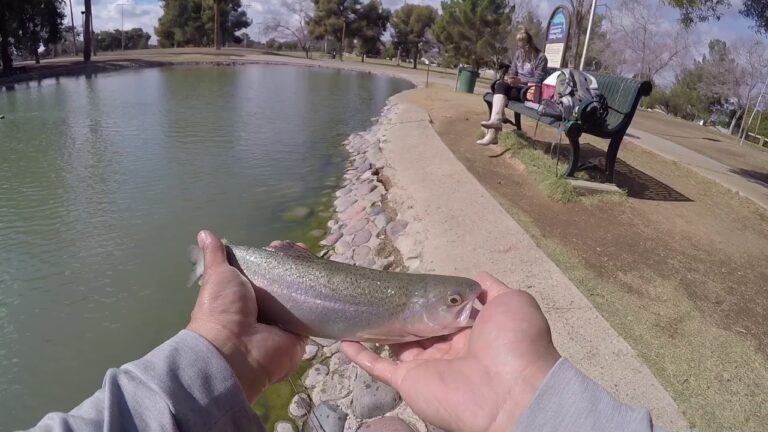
70, 0, 764, 57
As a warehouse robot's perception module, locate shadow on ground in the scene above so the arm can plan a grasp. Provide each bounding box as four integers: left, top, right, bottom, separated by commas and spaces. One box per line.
525, 137, 693, 202
730, 168, 768, 188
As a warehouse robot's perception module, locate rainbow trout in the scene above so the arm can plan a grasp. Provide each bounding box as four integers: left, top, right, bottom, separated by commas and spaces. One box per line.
190, 241, 480, 343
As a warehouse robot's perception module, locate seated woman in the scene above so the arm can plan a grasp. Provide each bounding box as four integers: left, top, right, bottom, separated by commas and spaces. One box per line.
477, 27, 548, 145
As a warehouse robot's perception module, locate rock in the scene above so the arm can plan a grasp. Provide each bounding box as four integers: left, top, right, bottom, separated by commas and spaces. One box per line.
275, 421, 296, 432
323, 341, 341, 357
329, 352, 350, 370
335, 240, 351, 255
321, 231, 343, 247
329, 253, 353, 264
284, 206, 313, 221
336, 187, 352, 197
335, 196, 357, 213
368, 206, 384, 216
343, 219, 368, 236
302, 402, 347, 432
312, 363, 356, 401
328, 219, 338, 229
353, 245, 371, 264
303, 344, 319, 360
340, 203, 367, 221
351, 229, 372, 247
386, 220, 409, 238
356, 182, 377, 196
358, 417, 416, 432
373, 214, 392, 229
303, 364, 329, 388
289, 393, 311, 419
351, 370, 401, 419
309, 229, 326, 238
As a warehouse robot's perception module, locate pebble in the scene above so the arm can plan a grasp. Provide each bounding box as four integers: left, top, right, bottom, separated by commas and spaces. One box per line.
310, 337, 337, 346
353, 245, 371, 263
309, 229, 326, 238
373, 214, 392, 229
323, 341, 341, 357
341, 204, 367, 221
368, 206, 384, 216
351, 370, 401, 419
284, 206, 313, 221
312, 363, 356, 401
351, 229, 372, 247
343, 219, 368, 236
320, 231, 343, 247
335, 240, 351, 255
356, 182, 377, 196
335, 196, 357, 212
275, 421, 296, 432
289, 393, 311, 418
302, 402, 347, 432
329, 253, 353, 264
328, 352, 350, 370
303, 364, 329, 388
303, 344, 319, 360
336, 187, 351, 197
386, 220, 409, 238
358, 417, 415, 432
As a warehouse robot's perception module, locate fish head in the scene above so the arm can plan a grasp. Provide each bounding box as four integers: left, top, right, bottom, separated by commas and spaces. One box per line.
410, 276, 481, 338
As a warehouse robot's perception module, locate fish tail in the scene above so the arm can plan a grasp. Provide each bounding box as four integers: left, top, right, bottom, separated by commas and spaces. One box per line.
188, 245, 205, 287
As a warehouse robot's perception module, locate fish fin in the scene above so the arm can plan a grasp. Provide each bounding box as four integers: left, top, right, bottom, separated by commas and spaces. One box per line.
188, 245, 205, 287
265, 240, 317, 260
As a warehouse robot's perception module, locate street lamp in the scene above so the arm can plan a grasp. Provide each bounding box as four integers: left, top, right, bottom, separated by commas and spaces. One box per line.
116, 2, 129, 50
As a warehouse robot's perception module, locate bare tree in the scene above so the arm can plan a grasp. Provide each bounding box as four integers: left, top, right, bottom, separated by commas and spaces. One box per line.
567, 0, 590, 68
733, 38, 768, 135
265, 0, 314, 58
608, 0, 690, 82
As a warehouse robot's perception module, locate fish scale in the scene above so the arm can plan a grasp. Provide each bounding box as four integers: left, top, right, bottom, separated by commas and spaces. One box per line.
191, 242, 481, 343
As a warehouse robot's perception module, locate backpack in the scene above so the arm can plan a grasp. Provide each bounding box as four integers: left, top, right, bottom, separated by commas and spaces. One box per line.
537, 69, 609, 132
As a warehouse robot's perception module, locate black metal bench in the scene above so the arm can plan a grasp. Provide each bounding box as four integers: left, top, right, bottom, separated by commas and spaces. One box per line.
483, 71, 652, 183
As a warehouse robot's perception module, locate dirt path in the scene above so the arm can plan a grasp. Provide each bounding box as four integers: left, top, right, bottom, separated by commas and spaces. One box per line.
404, 86, 768, 432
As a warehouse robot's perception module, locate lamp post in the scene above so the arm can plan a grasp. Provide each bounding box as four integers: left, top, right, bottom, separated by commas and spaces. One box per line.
579, 0, 598, 70
68, 0, 77, 56
117, 2, 128, 50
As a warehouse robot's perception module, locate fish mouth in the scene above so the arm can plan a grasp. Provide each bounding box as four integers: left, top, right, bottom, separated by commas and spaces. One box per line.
456, 302, 478, 327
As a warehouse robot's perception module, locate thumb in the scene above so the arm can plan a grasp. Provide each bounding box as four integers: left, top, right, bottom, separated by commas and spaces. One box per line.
198, 230, 227, 272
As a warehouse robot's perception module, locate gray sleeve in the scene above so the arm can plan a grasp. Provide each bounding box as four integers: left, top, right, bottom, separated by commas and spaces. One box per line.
26, 330, 264, 432
533, 53, 548, 84
514, 358, 664, 432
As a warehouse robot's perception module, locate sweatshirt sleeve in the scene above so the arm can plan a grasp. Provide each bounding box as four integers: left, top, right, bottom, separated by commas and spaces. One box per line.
533, 53, 548, 84
514, 358, 665, 432
25, 330, 264, 432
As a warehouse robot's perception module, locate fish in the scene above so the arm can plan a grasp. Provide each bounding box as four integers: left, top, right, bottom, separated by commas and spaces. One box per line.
190, 240, 481, 343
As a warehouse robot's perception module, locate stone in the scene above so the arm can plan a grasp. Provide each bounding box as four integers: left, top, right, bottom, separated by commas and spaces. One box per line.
373, 214, 392, 229
356, 182, 377, 196
312, 363, 356, 402
351, 229, 372, 247
351, 369, 401, 419
335, 240, 351, 255
284, 206, 313, 221
310, 337, 337, 347
302, 402, 347, 432
353, 246, 371, 264
368, 206, 384, 216
329, 352, 350, 370
359, 258, 376, 269
289, 393, 311, 418
386, 220, 409, 238
329, 253, 353, 264
275, 421, 296, 432
343, 219, 368, 236
321, 231, 343, 247
335, 187, 352, 198
341, 204, 367, 221
303, 364, 329, 388
303, 344, 319, 360
328, 219, 338, 229
309, 229, 326, 238
335, 196, 357, 213
358, 417, 416, 432
323, 341, 341, 357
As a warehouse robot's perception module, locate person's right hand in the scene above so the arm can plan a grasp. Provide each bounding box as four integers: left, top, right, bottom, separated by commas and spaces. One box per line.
507, 76, 522, 86
341, 272, 560, 432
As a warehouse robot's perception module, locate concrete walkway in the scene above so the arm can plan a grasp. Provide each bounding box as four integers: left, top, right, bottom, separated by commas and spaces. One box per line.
628, 127, 768, 211
380, 93, 689, 431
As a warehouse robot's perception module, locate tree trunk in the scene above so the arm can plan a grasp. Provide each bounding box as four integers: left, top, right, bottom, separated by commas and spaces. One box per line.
84, 0, 92, 62
305, 48, 310, 59
214, 1, 221, 50
412, 50, 418, 69
0, 33, 12, 75
361, 54, 365, 62
729, 108, 743, 135
35, 50, 40, 64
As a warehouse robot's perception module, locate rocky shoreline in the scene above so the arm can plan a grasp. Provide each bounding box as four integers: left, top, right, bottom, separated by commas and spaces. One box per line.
276, 101, 431, 432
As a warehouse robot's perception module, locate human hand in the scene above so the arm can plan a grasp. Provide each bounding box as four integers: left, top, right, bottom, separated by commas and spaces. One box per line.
187, 230, 306, 403
507, 76, 522, 86
341, 272, 560, 432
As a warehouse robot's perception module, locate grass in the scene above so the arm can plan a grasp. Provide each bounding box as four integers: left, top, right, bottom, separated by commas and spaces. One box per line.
497, 130, 628, 205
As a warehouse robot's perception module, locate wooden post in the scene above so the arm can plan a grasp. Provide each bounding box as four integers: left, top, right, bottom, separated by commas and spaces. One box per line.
340, 20, 346, 62
426, 64, 430, 88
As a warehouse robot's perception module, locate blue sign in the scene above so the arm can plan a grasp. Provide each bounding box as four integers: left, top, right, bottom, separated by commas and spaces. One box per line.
546, 7, 569, 44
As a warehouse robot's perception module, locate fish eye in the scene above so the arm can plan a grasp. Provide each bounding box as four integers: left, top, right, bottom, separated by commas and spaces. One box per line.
447, 294, 463, 306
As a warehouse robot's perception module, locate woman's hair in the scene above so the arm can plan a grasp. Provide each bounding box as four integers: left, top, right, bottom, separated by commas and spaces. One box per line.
516, 26, 540, 60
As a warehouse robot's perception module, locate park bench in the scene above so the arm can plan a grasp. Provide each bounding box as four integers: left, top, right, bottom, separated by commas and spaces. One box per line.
483, 71, 652, 183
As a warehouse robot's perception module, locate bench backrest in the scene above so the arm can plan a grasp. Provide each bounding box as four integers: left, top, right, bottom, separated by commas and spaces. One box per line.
541, 68, 652, 137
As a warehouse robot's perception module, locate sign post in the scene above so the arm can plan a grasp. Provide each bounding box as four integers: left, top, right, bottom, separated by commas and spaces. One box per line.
544, 5, 571, 69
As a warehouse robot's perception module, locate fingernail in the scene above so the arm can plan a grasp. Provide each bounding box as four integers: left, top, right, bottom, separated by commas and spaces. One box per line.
198, 230, 210, 246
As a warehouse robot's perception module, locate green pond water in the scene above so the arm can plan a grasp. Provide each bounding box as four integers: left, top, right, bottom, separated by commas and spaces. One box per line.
0, 64, 412, 430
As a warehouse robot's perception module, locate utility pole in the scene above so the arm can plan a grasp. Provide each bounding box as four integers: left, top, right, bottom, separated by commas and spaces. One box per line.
90, 10, 97, 56
117, 2, 128, 50
340, 20, 346, 61
579, 0, 598, 70
69, 0, 77, 56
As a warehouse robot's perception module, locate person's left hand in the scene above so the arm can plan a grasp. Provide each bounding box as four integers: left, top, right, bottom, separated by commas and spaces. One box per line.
186, 230, 306, 403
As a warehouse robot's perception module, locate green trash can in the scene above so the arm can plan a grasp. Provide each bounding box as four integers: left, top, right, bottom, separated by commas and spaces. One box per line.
457, 68, 480, 93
